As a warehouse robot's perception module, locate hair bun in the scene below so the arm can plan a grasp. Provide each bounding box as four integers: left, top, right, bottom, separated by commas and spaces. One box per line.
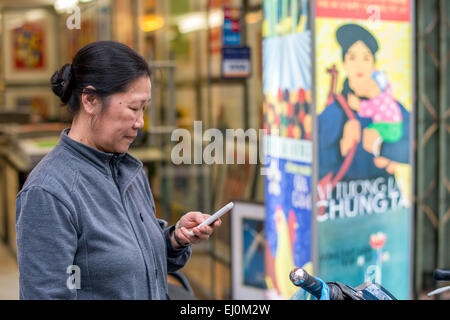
51, 63, 73, 104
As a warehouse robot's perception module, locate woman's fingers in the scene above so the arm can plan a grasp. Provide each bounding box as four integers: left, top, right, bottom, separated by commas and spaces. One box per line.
177, 212, 222, 245
179, 226, 207, 244
374, 156, 390, 168
362, 128, 381, 154
178, 226, 208, 244
177, 227, 192, 245
191, 224, 214, 239
212, 218, 222, 228
191, 227, 211, 241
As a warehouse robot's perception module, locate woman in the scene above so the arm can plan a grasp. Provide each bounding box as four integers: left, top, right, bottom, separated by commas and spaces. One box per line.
318, 24, 410, 181
15, 41, 220, 299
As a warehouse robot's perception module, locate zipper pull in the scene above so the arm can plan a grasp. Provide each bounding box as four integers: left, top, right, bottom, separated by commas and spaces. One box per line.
109, 154, 120, 184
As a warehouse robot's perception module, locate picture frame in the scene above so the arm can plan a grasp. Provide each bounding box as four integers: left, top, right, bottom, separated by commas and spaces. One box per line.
231, 200, 266, 300
3, 86, 59, 122
2, 7, 57, 84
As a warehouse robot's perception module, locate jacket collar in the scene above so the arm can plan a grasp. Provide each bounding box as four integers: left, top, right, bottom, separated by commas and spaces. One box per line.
59, 128, 142, 183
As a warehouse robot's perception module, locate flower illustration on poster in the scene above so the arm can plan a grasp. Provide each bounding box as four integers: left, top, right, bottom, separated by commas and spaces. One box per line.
364, 231, 389, 285
370, 231, 387, 250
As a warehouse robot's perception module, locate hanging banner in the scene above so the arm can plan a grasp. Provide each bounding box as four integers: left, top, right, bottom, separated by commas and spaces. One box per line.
315, 0, 413, 299
262, 0, 313, 300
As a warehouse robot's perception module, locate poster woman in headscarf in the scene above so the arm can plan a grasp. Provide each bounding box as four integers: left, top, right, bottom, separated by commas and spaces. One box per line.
318, 24, 410, 184
315, 10, 413, 300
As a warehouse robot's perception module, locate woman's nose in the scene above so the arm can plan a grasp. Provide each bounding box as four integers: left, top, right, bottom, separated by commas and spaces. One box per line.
133, 112, 145, 129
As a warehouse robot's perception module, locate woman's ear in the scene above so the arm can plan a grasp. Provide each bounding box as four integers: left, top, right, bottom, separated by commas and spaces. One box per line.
81, 85, 101, 116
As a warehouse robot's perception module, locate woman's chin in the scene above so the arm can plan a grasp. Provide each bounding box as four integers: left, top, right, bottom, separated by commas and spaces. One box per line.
117, 145, 131, 154
107, 143, 131, 154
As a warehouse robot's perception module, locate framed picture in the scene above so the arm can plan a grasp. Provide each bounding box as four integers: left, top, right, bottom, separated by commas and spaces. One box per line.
231, 200, 266, 299
3, 86, 59, 122
2, 8, 57, 84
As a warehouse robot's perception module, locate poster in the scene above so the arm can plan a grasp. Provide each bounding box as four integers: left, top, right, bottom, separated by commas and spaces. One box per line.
2, 8, 56, 84
263, 0, 312, 300
315, 0, 413, 299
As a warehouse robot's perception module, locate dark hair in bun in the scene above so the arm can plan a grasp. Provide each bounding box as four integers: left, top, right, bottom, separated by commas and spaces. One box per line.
50, 41, 151, 114
51, 63, 73, 104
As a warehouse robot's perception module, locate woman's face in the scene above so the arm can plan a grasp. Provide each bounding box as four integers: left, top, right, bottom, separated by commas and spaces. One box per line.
343, 40, 375, 85
92, 76, 151, 153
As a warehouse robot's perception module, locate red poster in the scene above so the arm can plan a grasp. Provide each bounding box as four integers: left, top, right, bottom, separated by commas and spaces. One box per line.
316, 0, 410, 22
13, 23, 45, 70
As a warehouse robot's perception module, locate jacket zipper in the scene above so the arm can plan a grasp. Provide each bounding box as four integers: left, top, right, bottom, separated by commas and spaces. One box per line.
109, 154, 158, 297
109, 154, 119, 188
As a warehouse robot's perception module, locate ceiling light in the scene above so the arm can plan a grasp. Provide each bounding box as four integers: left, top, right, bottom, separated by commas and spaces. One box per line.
140, 14, 165, 32
54, 0, 79, 13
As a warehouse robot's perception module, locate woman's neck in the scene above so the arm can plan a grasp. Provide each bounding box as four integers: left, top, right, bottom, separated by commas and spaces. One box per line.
68, 115, 103, 152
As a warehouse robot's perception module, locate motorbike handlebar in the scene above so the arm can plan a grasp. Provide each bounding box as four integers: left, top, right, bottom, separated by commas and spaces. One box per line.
290, 268, 323, 299
434, 269, 450, 281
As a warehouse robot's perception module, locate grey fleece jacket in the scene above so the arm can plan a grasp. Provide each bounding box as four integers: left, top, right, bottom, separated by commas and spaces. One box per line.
15, 129, 191, 299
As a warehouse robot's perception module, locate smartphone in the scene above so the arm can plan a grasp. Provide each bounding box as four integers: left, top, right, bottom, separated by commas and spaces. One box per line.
188, 202, 234, 236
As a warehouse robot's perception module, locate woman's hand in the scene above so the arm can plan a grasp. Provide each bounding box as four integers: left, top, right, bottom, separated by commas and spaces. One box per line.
366, 78, 381, 98
340, 119, 361, 156
172, 211, 222, 248
374, 156, 399, 175
349, 77, 380, 99
362, 128, 382, 155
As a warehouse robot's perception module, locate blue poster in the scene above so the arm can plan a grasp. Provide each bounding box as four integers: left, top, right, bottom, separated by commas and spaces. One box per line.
263, 0, 312, 300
